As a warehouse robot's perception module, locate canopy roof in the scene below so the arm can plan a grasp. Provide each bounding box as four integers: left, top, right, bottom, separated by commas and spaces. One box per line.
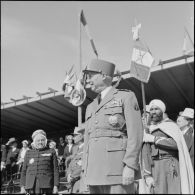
1, 55, 194, 140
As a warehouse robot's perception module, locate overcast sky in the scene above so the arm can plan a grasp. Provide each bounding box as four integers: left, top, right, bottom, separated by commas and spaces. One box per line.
1, 1, 194, 102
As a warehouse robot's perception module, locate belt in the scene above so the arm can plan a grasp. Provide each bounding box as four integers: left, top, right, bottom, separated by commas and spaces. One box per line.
152, 153, 178, 160
89, 129, 127, 139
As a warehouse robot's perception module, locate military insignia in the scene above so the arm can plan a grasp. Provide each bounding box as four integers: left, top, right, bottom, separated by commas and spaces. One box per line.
29, 158, 34, 164
108, 115, 118, 126
106, 98, 122, 108
41, 153, 52, 156
134, 103, 140, 111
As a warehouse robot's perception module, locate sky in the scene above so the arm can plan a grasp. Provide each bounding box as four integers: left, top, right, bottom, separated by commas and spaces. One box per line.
1, 1, 194, 103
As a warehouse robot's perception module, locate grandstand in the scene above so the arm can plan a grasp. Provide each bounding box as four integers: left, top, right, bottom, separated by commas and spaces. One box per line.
1, 54, 194, 140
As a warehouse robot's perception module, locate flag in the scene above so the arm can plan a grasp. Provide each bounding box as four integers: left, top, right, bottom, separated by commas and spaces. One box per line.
130, 40, 154, 83
70, 76, 86, 107
182, 28, 194, 56
132, 23, 141, 41
80, 10, 98, 57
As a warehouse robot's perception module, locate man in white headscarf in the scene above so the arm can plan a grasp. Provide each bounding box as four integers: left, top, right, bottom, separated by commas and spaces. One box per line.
141, 99, 194, 194
20, 130, 59, 194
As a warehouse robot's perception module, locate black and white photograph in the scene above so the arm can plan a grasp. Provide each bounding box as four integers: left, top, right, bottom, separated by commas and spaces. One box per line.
1, 1, 194, 194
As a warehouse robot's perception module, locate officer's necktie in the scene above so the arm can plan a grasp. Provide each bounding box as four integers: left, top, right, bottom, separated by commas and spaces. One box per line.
97, 94, 102, 104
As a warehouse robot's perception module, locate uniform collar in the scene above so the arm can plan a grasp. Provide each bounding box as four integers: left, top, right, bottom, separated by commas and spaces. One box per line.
101, 86, 112, 100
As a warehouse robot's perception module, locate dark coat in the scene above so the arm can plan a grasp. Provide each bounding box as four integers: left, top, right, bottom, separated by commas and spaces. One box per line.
6, 147, 20, 166
63, 144, 74, 159
1, 145, 8, 163
57, 143, 65, 156
20, 147, 59, 189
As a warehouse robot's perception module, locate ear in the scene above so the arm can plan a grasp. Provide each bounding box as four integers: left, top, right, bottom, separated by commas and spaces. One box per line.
102, 74, 107, 80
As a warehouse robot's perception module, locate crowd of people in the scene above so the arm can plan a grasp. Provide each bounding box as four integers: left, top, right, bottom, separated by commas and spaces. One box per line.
0, 127, 87, 194
1, 59, 194, 194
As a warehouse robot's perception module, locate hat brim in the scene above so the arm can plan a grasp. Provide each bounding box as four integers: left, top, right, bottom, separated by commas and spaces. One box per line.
82, 69, 101, 74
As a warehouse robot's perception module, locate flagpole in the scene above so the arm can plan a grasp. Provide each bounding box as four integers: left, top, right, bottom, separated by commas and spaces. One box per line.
184, 26, 194, 48
78, 10, 82, 127
141, 82, 147, 125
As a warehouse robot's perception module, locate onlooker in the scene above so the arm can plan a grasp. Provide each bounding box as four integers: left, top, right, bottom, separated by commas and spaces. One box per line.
16, 140, 30, 177
66, 125, 87, 193
63, 135, 74, 169
49, 140, 58, 156
17, 140, 30, 166
142, 99, 194, 194
57, 137, 65, 170
5, 138, 20, 180
57, 137, 65, 157
20, 129, 59, 194
177, 108, 194, 170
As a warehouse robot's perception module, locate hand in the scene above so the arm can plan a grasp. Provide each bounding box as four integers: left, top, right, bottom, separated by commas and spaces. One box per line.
67, 174, 72, 183
53, 186, 58, 194
20, 186, 26, 194
143, 131, 155, 143
145, 176, 155, 189
1, 162, 5, 170
122, 166, 135, 185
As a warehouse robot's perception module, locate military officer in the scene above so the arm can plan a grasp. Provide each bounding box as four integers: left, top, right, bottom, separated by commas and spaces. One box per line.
82, 59, 143, 194
20, 130, 59, 194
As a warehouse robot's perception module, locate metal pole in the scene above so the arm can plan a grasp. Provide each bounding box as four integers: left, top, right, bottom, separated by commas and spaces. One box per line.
184, 26, 194, 48
141, 82, 146, 120
78, 10, 82, 127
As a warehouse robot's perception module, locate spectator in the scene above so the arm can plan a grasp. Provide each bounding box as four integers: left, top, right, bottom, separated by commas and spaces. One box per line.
63, 135, 74, 169
20, 129, 59, 194
57, 137, 65, 157
16, 140, 30, 166
66, 125, 87, 193
1, 143, 7, 185
49, 140, 58, 156
177, 108, 194, 170
141, 99, 194, 194
5, 138, 20, 180
57, 137, 65, 170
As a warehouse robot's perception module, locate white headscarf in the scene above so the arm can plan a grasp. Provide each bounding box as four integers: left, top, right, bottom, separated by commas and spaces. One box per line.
149, 99, 166, 113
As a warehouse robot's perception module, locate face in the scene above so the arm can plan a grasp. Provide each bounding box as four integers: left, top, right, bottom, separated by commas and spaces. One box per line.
22, 142, 28, 148
150, 105, 163, 123
67, 137, 73, 144
34, 135, 46, 149
73, 134, 83, 144
49, 142, 55, 149
85, 72, 105, 93
59, 137, 64, 144
176, 116, 189, 129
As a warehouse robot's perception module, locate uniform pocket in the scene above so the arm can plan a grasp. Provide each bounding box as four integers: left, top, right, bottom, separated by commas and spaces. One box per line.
104, 106, 125, 129
106, 139, 126, 176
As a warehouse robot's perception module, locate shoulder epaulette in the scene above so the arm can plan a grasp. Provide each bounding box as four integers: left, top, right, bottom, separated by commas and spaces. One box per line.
117, 88, 131, 92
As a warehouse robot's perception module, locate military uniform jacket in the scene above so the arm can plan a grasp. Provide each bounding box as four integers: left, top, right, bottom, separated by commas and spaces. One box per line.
82, 87, 143, 185
20, 148, 59, 189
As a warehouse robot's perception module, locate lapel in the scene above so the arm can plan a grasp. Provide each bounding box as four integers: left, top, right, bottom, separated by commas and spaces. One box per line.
95, 87, 117, 113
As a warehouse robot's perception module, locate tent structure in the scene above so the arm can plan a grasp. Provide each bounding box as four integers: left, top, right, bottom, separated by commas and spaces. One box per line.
1, 55, 194, 141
